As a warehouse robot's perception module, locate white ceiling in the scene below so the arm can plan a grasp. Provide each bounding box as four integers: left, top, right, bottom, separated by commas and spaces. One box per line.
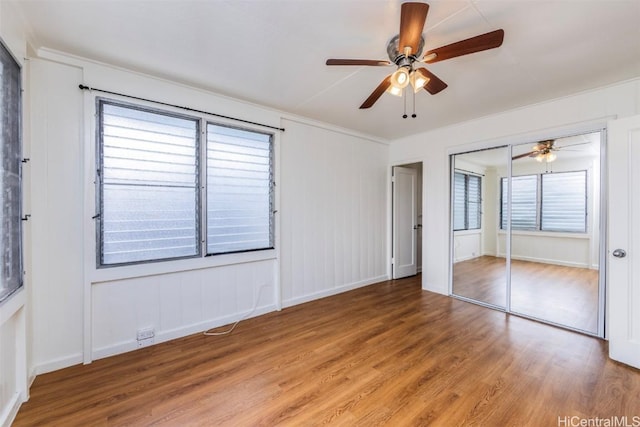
12, 0, 640, 140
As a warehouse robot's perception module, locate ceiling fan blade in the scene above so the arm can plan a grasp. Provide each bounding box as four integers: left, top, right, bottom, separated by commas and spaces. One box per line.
423, 29, 504, 63
360, 75, 392, 109
512, 151, 537, 160
556, 141, 592, 148
326, 59, 391, 66
415, 68, 448, 94
398, 2, 429, 56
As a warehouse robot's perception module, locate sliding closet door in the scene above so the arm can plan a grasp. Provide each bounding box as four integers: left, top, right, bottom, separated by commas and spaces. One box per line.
451, 147, 508, 309
508, 133, 602, 334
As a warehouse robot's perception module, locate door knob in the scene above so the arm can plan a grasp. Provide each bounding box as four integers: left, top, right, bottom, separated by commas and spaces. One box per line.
612, 249, 627, 258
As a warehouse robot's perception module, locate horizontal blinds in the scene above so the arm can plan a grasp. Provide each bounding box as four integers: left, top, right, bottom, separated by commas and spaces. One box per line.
100, 103, 199, 265
502, 175, 537, 230
541, 171, 587, 232
0, 42, 23, 302
467, 175, 481, 229
207, 124, 273, 254
453, 172, 466, 230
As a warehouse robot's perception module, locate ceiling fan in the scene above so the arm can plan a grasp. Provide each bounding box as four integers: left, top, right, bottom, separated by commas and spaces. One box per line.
326, 2, 505, 112
512, 140, 591, 162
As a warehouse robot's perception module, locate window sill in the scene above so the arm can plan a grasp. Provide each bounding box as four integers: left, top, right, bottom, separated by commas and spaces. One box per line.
454, 229, 482, 236
497, 230, 590, 239
0, 287, 25, 326
91, 249, 277, 284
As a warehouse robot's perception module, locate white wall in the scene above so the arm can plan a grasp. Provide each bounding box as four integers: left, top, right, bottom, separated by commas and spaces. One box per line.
0, 2, 29, 425
279, 119, 388, 306
391, 78, 640, 294
27, 49, 389, 374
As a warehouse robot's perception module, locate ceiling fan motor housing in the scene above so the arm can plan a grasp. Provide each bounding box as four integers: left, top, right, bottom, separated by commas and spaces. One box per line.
387, 34, 425, 68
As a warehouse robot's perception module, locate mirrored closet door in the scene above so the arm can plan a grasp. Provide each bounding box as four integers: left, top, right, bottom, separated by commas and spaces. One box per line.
451, 146, 509, 309
450, 131, 604, 336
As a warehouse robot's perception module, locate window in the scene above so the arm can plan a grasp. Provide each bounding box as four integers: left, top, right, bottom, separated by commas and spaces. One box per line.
541, 171, 587, 232
97, 99, 274, 267
453, 172, 481, 231
206, 124, 273, 255
500, 171, 587, 233
98, 101, 200, 265
0, 39, 23, 303
500, 175, 537, 230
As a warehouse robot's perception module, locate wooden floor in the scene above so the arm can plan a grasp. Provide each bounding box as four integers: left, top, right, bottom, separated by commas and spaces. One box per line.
15, 275, 639, 426
453, 256, 599, 333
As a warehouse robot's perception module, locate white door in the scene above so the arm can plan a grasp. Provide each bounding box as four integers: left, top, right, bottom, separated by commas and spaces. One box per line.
608, 114, 640, 369
393, 166, 418, 279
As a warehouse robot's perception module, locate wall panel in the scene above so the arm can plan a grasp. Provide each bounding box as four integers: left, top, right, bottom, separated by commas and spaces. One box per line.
280, 120, 388, 306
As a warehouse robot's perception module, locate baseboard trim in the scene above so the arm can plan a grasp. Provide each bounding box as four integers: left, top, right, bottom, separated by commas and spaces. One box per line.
33, 353, 83, 376
91, 304, 278, 361
0, 391, 22, 427
282, 275, 390, 309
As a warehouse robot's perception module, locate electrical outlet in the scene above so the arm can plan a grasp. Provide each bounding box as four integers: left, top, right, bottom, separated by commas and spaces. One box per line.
137, 327, 155, 348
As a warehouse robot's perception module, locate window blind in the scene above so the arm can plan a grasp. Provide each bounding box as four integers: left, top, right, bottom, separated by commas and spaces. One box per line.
206, 124, 273, 254
453, 171, 481, 231
541, 171, 587, 232
501, 175, 537, 230
0, 40, 23, 302
99, 102, 199, 265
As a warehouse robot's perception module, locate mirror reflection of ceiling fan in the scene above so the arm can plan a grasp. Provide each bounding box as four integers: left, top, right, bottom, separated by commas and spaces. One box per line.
511, 140, 590, 163
325, 2, 505, 112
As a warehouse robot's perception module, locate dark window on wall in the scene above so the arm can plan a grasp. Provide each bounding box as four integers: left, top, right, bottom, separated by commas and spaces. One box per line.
500, 171, 587, 233
96, 99, 274, 267
0, 39, 23, 303
453, 172, 481, 231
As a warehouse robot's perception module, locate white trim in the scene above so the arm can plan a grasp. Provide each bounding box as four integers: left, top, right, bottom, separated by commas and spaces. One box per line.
446, 118, 613, 157
91, 304, 277, 361
497, 230, 590, 240
0, 392, 22, 427
0, 288, 25, 326
495, 253, 589, 269
280, 116, 387, 146
33, 353, 84, 376
282, 275, 389, 308
91, 250, 276, 284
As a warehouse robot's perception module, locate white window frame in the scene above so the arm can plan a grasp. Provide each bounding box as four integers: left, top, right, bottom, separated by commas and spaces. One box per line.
0, 37, 24, 304
500, 170, 588, 233
95, 98, 276, 269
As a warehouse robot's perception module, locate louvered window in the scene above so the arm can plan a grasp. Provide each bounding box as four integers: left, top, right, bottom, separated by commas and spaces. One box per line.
97, 100, 275, 267
98, 101, 200, 266
453, 172, 481, 231
0, 40, 23, 303
206, 124, 273, 255
501, 175, 537, 230
500, 171, 587, 233
541, 171, 587, 232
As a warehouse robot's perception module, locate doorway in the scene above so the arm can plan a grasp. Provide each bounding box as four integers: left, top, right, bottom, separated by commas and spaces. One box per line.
392, 163, 422, 279
450, 131, 605, 337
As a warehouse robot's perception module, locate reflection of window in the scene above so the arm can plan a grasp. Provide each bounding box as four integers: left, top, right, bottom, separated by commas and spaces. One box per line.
97, 100, 275, 267
0, 40, 23, 303
500, 171, 587, 233
453, 172, 481, 231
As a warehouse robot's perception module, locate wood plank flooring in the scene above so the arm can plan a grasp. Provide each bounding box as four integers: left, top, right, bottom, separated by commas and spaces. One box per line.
453, 256, 599, 332
14, 275, 640, 426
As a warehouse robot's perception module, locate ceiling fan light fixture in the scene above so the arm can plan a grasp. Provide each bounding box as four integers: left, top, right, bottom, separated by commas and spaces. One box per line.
390, 67, 410, 89
410, 70, 430, 93
536, 152, 557, 163
386, 85, 404, 97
